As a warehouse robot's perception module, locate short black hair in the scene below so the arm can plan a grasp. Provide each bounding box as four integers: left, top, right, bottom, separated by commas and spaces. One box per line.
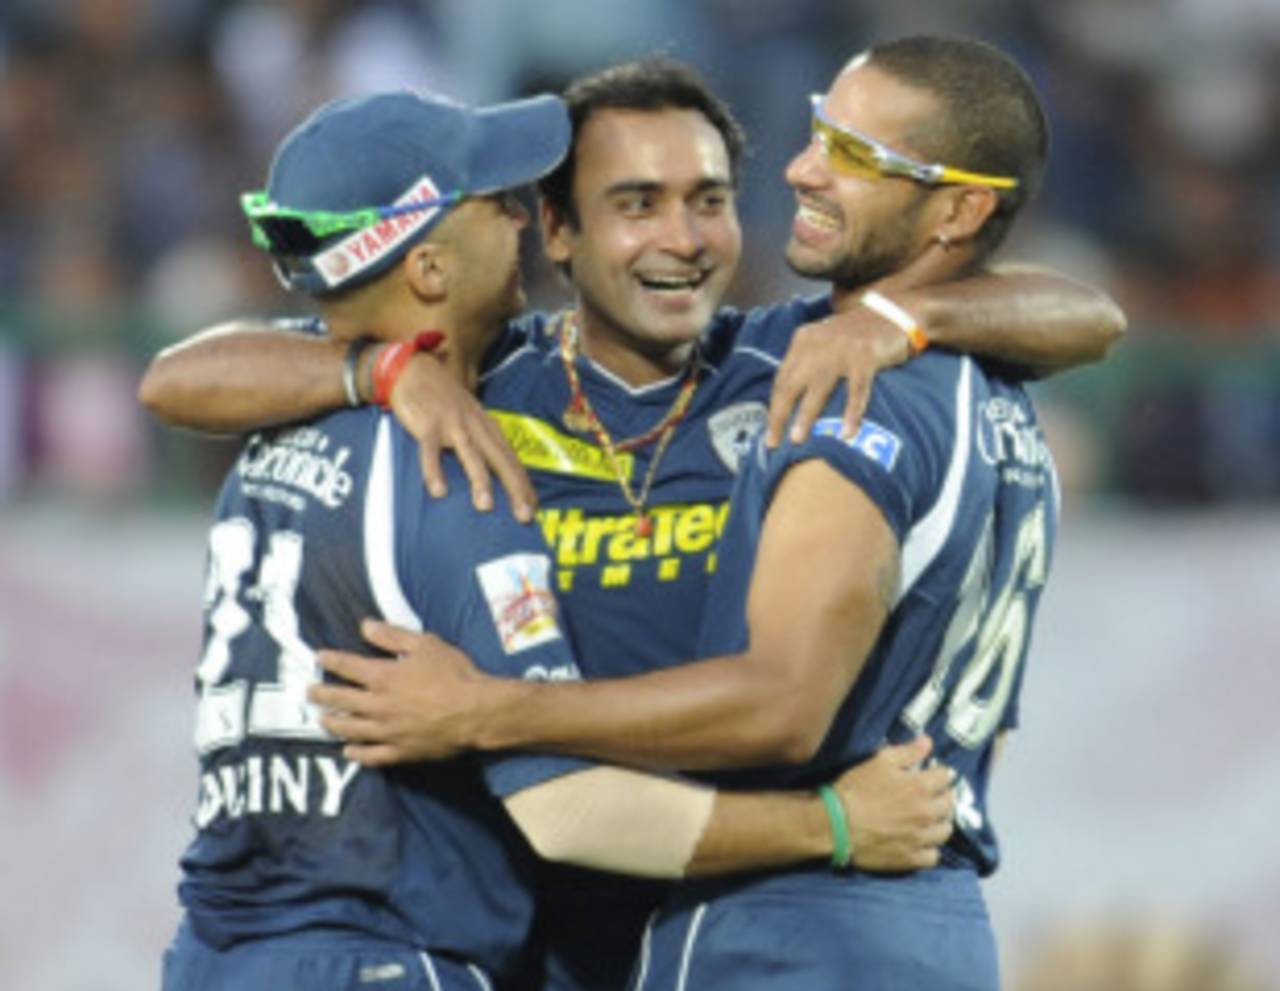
867, 35, 1049, 260
538, 57, 747, 228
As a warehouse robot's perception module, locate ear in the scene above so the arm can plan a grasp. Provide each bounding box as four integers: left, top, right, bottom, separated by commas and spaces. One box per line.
539, 197, 573, 267
930, 185, 1000, 246
402, 242, 449, 303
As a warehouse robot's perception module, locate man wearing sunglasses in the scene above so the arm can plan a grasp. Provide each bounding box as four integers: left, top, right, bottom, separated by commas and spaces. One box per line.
160, 88, 962, 991
142, 55, 1120, 991
308, 37, 1074, 990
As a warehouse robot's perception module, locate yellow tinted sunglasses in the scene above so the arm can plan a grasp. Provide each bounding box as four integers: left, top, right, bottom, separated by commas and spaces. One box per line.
809, 94, 1018, 190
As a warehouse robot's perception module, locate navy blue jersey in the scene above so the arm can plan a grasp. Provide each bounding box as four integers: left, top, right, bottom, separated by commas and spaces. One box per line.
636, 869, 999, 991
473, 298, 828, 990
697, 352, 1059, 876
178, 407, 587, 979
480, 297, 830, 679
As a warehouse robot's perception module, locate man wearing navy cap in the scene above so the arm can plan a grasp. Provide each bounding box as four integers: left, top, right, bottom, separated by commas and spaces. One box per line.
160, 89, 956, 991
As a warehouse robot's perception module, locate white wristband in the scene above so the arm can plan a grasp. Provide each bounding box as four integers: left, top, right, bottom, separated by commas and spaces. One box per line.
860, 290, 928, 356
342, 338, 371, 407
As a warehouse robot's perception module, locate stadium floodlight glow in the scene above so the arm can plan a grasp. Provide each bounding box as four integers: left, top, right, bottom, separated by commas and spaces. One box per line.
809, 94, 1018, 190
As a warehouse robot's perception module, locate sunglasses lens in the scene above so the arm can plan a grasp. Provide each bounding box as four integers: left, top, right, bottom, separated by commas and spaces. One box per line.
813, 119, 882, 178
254, 215, 325, 255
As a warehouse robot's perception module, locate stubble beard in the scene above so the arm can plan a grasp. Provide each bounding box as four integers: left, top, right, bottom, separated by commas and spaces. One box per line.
787, 196, 927, 293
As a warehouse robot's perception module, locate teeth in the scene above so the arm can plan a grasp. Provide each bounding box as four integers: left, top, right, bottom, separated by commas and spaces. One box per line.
638, 273, 704, 290
798, 203, 840, 232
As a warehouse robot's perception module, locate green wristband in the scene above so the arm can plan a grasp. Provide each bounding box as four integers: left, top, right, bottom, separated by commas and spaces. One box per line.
817, 784, 852, 870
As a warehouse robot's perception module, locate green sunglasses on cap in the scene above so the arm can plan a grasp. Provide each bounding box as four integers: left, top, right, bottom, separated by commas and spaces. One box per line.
240, 189, 463, 256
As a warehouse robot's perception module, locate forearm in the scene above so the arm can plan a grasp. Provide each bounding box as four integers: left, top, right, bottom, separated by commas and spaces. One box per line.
505, 766, 830, 879
473, 651, 842, 771
896, 266, 1125, 374
138, 321, 351, 432
687, 787, 830, 877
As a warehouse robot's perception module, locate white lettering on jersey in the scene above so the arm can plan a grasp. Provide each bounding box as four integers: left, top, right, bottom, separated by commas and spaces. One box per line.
811, 417, 903, 471
522, 663, 581, 682
195, 753, 362, 827
975, 397, 1051, 489
237, 427, 354, 510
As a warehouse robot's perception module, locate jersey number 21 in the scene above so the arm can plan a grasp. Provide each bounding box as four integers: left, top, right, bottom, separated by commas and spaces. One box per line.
193, 517, 328, 753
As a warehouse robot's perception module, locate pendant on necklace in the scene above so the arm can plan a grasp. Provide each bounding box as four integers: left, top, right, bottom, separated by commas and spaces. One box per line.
563, 399, 593, 434
633, 513, 654, 538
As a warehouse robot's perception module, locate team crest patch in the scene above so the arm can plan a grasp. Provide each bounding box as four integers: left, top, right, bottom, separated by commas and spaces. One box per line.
708, 402, 767, 474
475, 553, 562, 654
812, 417, 902, 471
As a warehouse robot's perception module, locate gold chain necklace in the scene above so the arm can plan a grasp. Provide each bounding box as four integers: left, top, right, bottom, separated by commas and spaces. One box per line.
556, 311, 699, 537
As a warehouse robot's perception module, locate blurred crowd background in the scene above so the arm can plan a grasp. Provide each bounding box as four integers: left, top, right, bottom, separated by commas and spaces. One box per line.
1, 2, 1277, 989
0, 0, 1277, 506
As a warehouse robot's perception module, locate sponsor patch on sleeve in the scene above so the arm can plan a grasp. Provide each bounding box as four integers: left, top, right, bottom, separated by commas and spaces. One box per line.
812, 417, 902, 472
475, 553, 564, 655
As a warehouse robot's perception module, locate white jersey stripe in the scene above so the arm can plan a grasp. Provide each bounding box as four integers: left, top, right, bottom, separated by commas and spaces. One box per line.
1048, 445, 1063, 530
897, 358, 973, 603
419, 951, 444, 991
477, 341, 537, 384
631, 909, 658, 991
729, 344, 782, 369
365, 416, 423, 630
675, 902, 708, 991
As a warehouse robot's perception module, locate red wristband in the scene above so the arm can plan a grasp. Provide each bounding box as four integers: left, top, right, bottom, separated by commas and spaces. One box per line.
371, 331, 445, 408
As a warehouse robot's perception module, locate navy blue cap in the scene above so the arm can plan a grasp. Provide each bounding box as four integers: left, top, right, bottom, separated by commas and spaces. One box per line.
261, 89, 571, 295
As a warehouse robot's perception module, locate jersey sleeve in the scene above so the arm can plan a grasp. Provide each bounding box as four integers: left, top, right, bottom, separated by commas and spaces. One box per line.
759, 357, 961, 542
479, 312, 546, 374
384, 422, 593, 796
728, 294, 833, 361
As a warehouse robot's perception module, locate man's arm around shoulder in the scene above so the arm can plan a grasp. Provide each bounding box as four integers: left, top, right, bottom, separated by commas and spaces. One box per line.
138, 319, 349, 433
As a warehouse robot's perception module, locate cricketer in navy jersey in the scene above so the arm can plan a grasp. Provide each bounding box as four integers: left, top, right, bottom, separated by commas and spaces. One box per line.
166, 404, 588, 988
635, 351, 1059, 990
476, 298, 826, 990
480, 295, 829, 681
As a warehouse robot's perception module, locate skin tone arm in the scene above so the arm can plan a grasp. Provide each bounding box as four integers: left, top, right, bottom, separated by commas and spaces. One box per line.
314, 457, 899, 771
314, 458, 955, 873
138, 268, 1121, 507
138, 320, 537, 519
138, 321, 349, 433
903, 264, 1126, 373
508, 736, 953, 878
764, 265, 1126, 445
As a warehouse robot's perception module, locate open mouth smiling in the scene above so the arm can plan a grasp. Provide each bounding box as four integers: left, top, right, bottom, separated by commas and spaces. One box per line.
635, 269, 713, 292
796, 200, 842, 233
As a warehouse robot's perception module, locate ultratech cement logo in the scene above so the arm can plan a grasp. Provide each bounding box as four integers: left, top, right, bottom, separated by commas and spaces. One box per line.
537, 502, 730, 591
490, 412, 732, 591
